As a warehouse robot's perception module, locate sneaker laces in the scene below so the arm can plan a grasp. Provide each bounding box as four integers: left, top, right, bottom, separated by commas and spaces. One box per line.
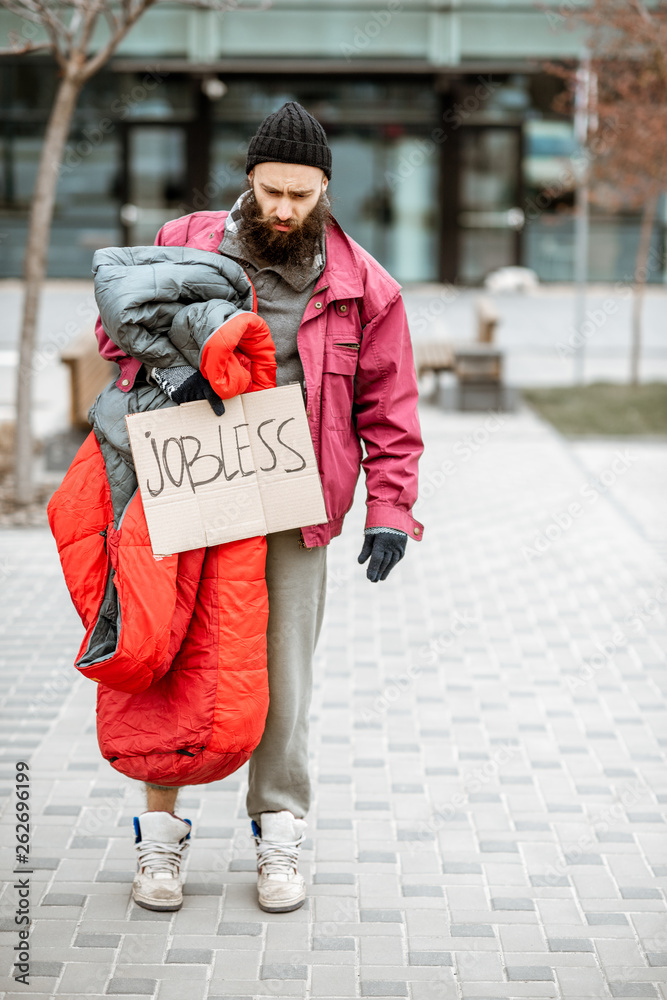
136, 838, 188, 879
255, 832, 305, 879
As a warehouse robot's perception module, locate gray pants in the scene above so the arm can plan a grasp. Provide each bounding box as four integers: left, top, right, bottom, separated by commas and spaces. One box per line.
246, 528, 328, 825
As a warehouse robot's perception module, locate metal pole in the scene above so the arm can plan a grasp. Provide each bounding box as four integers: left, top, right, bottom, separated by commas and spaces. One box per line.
573, 156, 589, 385
573, 53, 593, 386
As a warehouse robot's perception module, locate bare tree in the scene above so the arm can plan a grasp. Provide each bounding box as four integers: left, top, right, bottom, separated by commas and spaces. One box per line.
549, 0, 667, 384
1, 0, 266, 504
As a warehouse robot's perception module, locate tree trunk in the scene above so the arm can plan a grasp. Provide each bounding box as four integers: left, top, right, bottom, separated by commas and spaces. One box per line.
14, 70, 83, 504
630, 188, 659, 387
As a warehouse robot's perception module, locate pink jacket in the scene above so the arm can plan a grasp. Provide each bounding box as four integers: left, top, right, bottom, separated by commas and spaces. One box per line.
95, 211, 424, 547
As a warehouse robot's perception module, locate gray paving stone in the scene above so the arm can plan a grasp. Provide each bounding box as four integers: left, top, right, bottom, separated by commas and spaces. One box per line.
358, 851, 396, 863
530, 873, 569, 886
450, 924, 495, 937
506, 967, 555, 981
70, 836, 109, 849
129, 908, 172, 922
183, 881, 224, 896
196, 826, 234, 838
41, 892, 86, 906
313, 873, 355, 884
361, 983, 407, 997
479, 841, 519, 853
217, 922, 262, 936
548, 937, 595, 952
564, 852, 604, 865
620, 887, 662, 899
166, 948, 212, 963
107, 979, 157, 995
360, 909, 403, 923
491, 897, 535, 910
442, 862, 482, 874
317, 819, 353, 829
228, 859, 257, 872
260, 963, 308, 980
31, 961, 64, 976
408, 951, 452, 965
586, 913, 630, 925
318, 774, 352, 783
355, 801, 391, 810
313, 937, 356, 950
96, 870, 134, 883
647, 953, 667, 965
608, 986, 659, 998
43, 804, 81, 815
402, 885, 443, 897
75, 932, 122, 948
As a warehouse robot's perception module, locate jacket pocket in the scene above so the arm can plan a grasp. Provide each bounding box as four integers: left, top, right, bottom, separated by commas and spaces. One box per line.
322, 344, 358, 430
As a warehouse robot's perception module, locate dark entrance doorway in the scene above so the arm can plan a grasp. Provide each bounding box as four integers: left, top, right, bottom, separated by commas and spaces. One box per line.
457, 126, 524, 283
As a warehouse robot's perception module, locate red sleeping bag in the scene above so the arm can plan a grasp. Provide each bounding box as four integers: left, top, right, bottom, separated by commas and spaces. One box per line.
48, 312, 277, 786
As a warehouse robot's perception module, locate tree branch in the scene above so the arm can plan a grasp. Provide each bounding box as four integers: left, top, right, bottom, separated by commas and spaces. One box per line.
100, 1, 120, 39
31, 0, 71, 65
0, 0, 47, 24
0, 40, 54, 56
81, 0, 156, 79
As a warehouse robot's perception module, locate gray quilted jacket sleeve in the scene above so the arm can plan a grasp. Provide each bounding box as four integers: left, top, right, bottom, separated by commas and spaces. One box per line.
92, 246, 255, 370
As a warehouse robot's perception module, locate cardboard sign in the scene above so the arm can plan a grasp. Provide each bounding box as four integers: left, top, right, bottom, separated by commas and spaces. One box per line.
125, 384, 327, 556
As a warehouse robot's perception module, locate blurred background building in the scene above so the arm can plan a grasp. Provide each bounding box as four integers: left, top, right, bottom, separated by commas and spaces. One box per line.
1, 0, 664, 285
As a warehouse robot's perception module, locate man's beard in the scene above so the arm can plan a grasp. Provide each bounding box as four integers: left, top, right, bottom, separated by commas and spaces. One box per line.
237, 187, 332, 268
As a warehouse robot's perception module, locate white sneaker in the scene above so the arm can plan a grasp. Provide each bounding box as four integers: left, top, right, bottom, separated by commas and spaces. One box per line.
131, 811, 191, 912
252, 810, 307, 913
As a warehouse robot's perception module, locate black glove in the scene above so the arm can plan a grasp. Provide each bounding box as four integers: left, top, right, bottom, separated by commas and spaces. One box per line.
358, 528, 407, 583
151, 365, 225, 416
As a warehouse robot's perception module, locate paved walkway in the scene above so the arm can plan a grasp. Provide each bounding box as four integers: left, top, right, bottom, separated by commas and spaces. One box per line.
1, 401, 666, 1000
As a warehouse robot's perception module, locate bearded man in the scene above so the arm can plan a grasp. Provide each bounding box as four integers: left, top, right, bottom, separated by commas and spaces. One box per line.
94, 101, 424, 915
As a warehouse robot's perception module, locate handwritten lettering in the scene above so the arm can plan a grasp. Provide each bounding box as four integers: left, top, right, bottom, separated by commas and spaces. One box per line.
277, 417, 306, 473
143, 417, 307, 497
256, 419, 277, 472
146, 432, 164, 498
233, 422, 255, 478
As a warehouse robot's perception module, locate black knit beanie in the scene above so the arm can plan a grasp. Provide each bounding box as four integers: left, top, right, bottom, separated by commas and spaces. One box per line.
246, 101, 332, 180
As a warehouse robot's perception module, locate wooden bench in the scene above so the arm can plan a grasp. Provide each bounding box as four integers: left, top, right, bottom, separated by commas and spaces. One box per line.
61, 331, 117, 429
453, 344, 504, 411
412, 294, 504, 410
412, 339, 456, 380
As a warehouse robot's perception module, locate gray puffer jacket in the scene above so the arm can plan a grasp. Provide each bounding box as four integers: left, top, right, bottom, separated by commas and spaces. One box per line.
90, 245, 257, 523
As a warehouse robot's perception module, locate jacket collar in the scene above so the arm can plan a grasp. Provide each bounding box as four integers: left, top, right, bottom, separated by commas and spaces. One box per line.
319, 217, 364, 300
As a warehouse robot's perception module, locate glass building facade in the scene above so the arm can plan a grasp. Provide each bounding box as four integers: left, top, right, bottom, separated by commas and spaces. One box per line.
0, 0, 664, 283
